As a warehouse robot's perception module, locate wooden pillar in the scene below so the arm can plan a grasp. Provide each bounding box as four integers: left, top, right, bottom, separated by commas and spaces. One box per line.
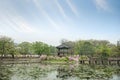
89, 60, 91, 64
108, 60, 111, 65
118, 60, 120, 66
67, 49, 69, 55
117, 60, 120, 66
80, 60, 82, 64
58, 49, 60, 56
83, 60, 85, 64
101, 60, 103, 65
62, 49, 64, 56
95, 60, 97, 64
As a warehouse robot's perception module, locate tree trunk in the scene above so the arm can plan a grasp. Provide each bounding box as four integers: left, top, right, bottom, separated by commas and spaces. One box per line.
12, 54, 14, 59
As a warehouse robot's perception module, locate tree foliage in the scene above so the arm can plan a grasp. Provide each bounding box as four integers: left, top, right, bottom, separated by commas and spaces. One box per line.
62, 39, 120, 57
0, 36, 119, 57
0, 36, 16, 58
18, 42, 31, 55
79, 42, 94, 56
32, 41, 50, 55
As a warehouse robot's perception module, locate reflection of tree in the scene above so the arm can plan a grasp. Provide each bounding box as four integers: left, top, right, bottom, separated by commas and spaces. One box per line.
0, 65, 13, 80
56, 65, 115, 80
15, 66, 48, 80
56, 65, 73, 79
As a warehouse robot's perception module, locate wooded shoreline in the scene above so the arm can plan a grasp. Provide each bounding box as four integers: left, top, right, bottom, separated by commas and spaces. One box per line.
0, 55, 120, 65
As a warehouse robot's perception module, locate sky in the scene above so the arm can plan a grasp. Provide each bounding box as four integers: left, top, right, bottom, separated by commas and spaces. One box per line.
0, 0, 120, 46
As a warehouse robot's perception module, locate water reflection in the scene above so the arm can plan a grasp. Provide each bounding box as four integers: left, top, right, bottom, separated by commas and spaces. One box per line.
56, 64, 120, 80
11, 64, 56, 80
0, 63, 120, 80
0, 65, 13, 80
110, 75, 120, 80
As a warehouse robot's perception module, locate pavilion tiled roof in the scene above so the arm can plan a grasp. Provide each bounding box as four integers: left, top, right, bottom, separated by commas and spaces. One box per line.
56, 44, 70, 49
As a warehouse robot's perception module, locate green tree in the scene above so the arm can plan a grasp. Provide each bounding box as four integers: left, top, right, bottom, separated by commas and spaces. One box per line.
18, 42, 31, 55
74, 40, 84, 54
61, 39, 75, 55
79, 41, 94, 56
0, 36, 16, 58
111, 40, 120, 57
32, 41, 50, 55
101, 48, 110, 58
49, 45, 57, 55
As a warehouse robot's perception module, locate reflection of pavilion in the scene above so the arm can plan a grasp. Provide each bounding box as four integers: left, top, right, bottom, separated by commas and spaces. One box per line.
56, 44, 70, 56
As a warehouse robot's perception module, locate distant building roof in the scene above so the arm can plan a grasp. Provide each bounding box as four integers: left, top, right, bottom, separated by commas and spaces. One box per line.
56, 44, 70, 49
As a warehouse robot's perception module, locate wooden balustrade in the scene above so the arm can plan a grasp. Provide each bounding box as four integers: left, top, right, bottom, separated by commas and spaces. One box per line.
79, 57, 120, 66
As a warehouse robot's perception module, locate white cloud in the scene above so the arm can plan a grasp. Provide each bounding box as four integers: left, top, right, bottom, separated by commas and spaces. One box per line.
0, 14, 38, 34
0, 15, 22, 33
11, 15, 36, 33
94, 0, 109, 11
66, 0, 79, 17
33, 0, 64, 31
0, 3, 37, 34
54, 0, 68, 19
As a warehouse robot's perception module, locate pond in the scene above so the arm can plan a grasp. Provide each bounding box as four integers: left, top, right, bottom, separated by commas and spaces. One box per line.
0, 63, 120, 80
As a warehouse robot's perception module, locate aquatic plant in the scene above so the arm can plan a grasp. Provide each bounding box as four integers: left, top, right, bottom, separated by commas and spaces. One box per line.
56, 65, 119, 80
0, 65, 13, 80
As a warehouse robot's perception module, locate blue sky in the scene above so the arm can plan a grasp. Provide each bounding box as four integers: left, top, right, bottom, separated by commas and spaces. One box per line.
0, 0, 120, 46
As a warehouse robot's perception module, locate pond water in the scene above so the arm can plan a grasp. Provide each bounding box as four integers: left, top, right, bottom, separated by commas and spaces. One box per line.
0, 63, 120, 80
